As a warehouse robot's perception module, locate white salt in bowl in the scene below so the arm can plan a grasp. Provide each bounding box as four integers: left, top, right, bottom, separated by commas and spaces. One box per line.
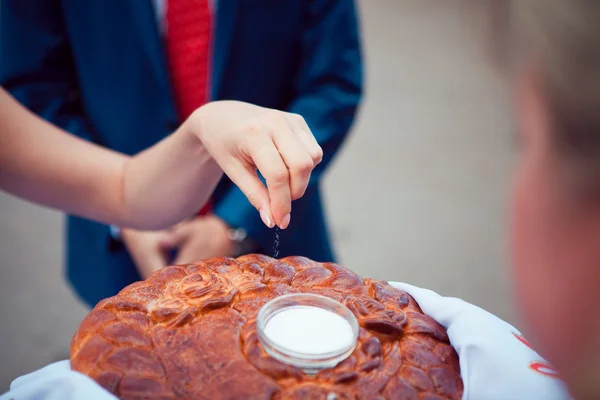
256, 293, 359, 374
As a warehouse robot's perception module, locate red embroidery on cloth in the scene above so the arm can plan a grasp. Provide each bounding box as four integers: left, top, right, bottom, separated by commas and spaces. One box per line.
512, 332, 560, 379
513, 331, 533, 349
529, 362, 561, 378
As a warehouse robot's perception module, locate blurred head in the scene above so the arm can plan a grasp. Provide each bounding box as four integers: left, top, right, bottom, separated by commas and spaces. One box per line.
500, 1, 600, 397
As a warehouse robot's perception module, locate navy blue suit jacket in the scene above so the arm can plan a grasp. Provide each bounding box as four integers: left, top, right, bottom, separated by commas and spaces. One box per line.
0, 0, 362, 307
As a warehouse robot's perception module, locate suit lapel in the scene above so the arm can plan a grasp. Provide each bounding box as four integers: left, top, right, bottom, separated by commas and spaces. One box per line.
124, 1, 232, 111
212, 0, 239, 99
127, 0, 177, 118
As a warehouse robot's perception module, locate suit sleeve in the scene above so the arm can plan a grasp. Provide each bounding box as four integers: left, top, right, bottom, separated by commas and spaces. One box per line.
0, 0, 96, 142
214, 0, 363, 248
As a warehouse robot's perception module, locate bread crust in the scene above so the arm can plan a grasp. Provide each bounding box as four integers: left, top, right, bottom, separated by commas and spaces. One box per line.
71, 255, 463, 400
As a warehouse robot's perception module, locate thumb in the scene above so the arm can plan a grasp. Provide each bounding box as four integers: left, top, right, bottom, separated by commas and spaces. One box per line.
222, 162, 275, 228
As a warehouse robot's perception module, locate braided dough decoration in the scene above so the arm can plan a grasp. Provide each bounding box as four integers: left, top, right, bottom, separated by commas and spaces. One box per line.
71, 255, 463, 400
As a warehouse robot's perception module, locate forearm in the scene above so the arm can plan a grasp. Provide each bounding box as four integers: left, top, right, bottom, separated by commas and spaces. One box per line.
121, 116, 222, 230
0, 89, 126, 223
0, 89, 222, 229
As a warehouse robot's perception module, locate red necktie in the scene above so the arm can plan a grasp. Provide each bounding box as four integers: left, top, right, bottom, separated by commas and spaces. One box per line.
166, 0, 212, 216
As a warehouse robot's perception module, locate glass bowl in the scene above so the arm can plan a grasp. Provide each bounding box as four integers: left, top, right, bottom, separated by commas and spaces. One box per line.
256, 293, 359, 374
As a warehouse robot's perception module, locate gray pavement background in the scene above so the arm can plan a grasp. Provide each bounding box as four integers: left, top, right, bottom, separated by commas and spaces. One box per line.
0, 0, 516, 391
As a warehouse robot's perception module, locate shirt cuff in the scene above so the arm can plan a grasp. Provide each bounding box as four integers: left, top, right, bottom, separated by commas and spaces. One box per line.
109, 225, 121, 241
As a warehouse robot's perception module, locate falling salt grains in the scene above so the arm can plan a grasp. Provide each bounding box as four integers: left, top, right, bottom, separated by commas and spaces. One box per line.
273, 227, 280, 258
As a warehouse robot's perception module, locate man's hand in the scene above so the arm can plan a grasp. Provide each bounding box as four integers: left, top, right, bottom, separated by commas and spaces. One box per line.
167, 216, 233, 265
120, 228, 173, 279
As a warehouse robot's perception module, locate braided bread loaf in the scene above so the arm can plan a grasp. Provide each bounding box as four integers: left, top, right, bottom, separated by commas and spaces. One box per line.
71, 255, 463, 399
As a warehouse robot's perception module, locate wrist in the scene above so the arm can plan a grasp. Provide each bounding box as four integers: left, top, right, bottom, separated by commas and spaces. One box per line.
187, 105, 209, 144
180, 115, 204, 152
182, 109, 218, 172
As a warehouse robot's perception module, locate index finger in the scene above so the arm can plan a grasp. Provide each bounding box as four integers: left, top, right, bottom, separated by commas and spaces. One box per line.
247, 136, 292, 229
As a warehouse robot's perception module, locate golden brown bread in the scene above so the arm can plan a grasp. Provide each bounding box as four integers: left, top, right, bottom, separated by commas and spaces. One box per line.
70, 255, 463, 399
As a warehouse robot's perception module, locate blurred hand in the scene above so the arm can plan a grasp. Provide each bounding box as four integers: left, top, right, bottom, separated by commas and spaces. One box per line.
167, 216, 233, 265
187, 101, 323, 229
121, 228, 173, 279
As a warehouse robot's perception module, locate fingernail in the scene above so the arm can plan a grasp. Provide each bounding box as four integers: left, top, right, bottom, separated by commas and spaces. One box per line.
280, 213, 291, 229
260, 209, 274, 228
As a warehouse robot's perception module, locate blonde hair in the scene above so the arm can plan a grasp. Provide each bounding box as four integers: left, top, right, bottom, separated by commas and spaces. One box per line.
507, 1, 600, 178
